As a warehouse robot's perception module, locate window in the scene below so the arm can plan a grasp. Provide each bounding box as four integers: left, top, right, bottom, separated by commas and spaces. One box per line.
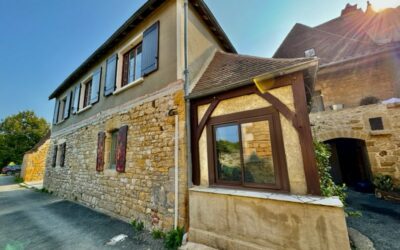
109, 130, 118, 169
58, 97, 66, 122
369, 117, 384, 130
122, 43, 142, 87
208, 108, 289, 191
83, 79, 92, 108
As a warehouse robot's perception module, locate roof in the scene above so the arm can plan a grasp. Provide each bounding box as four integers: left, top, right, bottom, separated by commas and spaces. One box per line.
189, 51, 318, 99
25, 131, 51, 154
274, 5, 400, 65
49, 0, 236, 100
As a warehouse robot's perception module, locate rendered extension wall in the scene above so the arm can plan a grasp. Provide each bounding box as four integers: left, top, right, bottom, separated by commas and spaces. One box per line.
191, 83, 350, 249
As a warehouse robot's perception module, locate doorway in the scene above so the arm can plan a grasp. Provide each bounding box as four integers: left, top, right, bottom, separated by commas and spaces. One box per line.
325, 138, 371, 187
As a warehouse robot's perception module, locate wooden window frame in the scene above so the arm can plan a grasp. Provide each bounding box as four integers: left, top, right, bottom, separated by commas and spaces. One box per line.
206, 107, 290, 192
108, 129, 119, 170
121, 43, 142, 87
83, 79, 92, 108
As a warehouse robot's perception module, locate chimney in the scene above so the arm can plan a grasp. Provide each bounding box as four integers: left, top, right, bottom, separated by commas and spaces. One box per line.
341, 3, 359, 16
365, 1, 376, 15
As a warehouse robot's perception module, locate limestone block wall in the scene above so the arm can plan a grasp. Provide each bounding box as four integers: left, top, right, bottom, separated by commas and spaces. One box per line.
21, 139, 50, 182
44, 85, 187, 230
310, 103, 400, 184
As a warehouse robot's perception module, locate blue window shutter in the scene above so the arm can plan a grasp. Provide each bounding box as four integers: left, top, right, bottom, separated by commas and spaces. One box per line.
90, 67, 102, 104
141, 22, 159, 76
72, 84, 81, 114
53, 100, 60, 124
63, 91, 72, 119
104, 54, 117, 96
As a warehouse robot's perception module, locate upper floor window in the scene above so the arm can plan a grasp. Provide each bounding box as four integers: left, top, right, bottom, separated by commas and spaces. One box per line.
83, 79, 92, 108
122, 43, 143, 87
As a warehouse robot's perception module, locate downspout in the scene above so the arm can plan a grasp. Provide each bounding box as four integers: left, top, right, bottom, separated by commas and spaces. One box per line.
184, 0, 192, 188
173, 112, 179, 229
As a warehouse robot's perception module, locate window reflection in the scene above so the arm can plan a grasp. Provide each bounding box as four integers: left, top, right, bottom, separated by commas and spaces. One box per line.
215, 124, 242, 182
241, 121, 275, 184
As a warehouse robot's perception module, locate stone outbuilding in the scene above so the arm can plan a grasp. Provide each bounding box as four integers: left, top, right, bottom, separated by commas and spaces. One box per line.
21, 131, 50, 182
274, 2, 400, 186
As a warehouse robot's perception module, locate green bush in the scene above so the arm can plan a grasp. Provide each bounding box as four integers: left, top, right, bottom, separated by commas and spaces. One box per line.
151, 229, 166, 239
131, 219, 144, 231
314, 140, 347, 204
373, 174, 393, 191
164, 227, 184, 250
14, 176, 24, 183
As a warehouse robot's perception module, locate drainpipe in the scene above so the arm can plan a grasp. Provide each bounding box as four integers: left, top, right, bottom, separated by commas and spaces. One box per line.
183, 0, 192, 188
168, 109, 179, 229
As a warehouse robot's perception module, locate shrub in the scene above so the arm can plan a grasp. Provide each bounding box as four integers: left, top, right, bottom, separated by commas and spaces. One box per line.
131, 219, 144, 231
373, 174, 393, 191
164, 227, 184, 250
360, 96, 379, 106
151, 229, 166, 239
14, 176, 24, 183
314, 140, 347, 204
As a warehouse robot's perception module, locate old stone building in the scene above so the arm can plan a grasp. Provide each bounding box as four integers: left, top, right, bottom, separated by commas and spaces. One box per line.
45, 0, 349, 249
21, 132, 50, 182
275, 3, 400, 185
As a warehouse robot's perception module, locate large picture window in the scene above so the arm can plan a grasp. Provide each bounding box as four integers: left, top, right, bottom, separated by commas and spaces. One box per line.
207, 108, 289, 191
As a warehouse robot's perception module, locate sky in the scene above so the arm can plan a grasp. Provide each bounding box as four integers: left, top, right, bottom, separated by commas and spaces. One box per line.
0, 0, 399, 122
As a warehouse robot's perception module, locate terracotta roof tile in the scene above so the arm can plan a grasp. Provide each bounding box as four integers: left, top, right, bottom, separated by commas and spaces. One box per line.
190, 51, 316, 98
274, 6, 400, 65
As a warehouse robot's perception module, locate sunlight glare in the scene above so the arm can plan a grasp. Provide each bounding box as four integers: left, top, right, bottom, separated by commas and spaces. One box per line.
370, 0, 400, 12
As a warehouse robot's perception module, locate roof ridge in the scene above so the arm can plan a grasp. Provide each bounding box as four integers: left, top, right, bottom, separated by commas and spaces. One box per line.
217, 50, 313, 61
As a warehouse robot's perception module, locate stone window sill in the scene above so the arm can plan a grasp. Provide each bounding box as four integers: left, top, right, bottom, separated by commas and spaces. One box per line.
76, 105, 92, 115
369, 130, 392, 136
113, 77, 144, 95
189, 186, 343, 208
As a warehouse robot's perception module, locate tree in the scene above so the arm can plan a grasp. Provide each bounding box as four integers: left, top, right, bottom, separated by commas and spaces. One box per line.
0, 111, 49, 167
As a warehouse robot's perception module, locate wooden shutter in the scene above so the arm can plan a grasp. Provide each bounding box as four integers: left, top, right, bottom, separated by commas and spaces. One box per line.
116, 125, 128, 173
63, 91, 72, 119
121, 52, 129, 87
104, 54, 117, 96
60, 143, 66, 167
72, 84, 81, 114
141, 22, 159, 76
90, 67, 102, 104
53, 100, 60, 124
96, 132, 106, 172
51, 145, 58, 167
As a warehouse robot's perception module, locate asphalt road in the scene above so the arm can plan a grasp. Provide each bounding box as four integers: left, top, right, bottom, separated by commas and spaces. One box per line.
0, 176, 164, 250
346, 189, 400, 250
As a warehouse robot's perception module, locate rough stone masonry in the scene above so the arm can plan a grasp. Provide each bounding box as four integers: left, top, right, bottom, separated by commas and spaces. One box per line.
44, 87, 187, 231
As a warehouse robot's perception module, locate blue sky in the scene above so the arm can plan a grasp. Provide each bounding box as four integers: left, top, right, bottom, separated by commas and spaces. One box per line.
0, 0, 398, 122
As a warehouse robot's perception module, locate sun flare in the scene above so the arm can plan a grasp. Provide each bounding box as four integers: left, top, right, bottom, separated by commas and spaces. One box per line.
370, 0, 400, 12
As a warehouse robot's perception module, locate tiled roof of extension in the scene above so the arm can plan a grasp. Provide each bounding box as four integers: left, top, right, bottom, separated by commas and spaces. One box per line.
274, 5, 400, 65
189, 51, 318, 99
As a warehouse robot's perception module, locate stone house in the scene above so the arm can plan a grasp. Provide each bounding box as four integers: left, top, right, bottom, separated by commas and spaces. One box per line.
274, 3, 400, 186
45, 0, 349, 249
21, 131, 50, 182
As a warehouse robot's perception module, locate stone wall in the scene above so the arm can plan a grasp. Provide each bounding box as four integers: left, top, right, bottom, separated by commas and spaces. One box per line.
21, 138, 50, 182
44, 84, 187, 230
316, 55, 400, 109
310, 102, 400, 184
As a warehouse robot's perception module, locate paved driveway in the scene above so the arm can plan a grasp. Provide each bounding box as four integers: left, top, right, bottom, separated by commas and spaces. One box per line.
0, 176, 164, 250
346, 190, 400, 250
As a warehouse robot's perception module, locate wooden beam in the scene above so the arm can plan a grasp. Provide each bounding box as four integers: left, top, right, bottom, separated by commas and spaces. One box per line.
292, 73, 321, 195
196, 98, 220, 139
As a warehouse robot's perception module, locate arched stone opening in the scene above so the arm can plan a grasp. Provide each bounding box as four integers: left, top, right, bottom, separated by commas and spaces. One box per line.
324, 137, 372, 188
